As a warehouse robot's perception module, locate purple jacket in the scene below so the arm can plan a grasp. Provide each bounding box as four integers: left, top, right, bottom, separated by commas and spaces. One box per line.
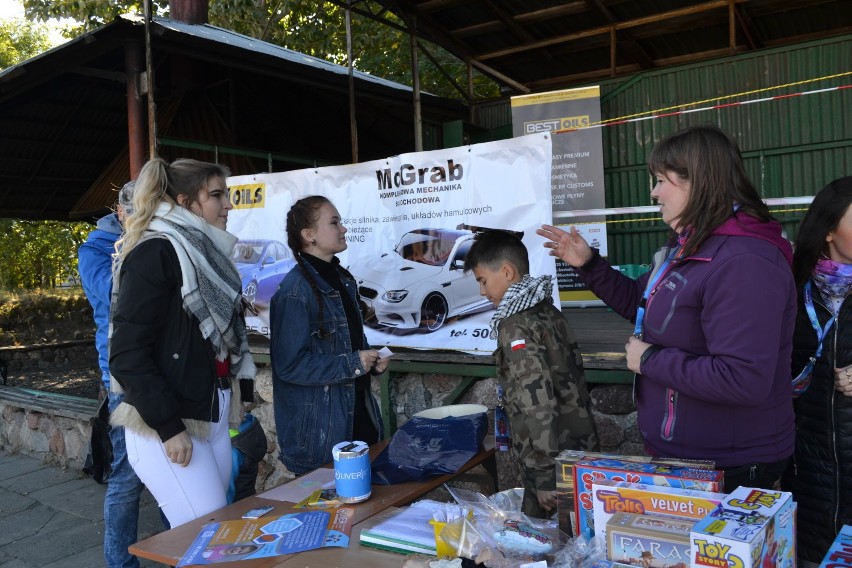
579, 213, 796, 468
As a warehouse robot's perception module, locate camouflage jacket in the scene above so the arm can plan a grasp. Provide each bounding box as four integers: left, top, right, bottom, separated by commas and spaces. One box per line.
494, 300, 599, 492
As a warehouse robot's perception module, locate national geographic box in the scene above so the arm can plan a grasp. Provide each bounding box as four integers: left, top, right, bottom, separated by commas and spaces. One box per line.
606, 512, 695, 567
691, 487, 796, 568
555, 452, 721, 540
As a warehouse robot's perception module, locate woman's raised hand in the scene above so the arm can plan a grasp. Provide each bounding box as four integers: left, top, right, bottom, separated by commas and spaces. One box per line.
536, 224, 594, 268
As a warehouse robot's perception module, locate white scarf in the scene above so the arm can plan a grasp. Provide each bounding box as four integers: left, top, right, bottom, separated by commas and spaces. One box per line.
146, 203, 255, 382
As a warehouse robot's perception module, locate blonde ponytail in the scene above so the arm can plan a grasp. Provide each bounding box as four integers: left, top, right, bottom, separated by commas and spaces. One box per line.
114, 158, 176, 266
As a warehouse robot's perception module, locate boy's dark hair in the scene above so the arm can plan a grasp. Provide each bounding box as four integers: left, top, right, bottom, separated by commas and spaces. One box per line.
464, 230, 529, 275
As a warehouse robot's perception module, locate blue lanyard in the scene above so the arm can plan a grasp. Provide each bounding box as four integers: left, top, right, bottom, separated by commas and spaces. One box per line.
633, 244, 683, 338
792, 279, 837, 391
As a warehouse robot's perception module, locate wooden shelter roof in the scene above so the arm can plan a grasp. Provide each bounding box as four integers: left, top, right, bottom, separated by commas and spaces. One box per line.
0, 15, 464, 221
364, 0, 852, 92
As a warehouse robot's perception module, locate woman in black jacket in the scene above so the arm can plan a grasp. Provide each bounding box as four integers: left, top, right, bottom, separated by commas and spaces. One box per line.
787, 176, 852, 561
109, 158, 255, 527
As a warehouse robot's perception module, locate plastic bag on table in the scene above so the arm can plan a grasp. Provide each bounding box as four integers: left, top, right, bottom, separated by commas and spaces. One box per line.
444, 486, 524, 520
441, 486, 572, 568
550, 533, 606, 568
371, 412, 487, 484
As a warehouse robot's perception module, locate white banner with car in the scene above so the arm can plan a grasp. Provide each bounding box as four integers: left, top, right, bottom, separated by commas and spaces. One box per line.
225, 132, 555, 353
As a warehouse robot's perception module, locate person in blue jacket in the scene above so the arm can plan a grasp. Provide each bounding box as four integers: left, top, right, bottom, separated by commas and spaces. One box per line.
79, 181, 164, 568
270, 195, 389, 475
79, 182, 134, 395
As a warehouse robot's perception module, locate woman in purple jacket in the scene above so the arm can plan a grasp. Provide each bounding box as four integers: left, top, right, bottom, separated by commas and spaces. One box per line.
538, 125, 796, 491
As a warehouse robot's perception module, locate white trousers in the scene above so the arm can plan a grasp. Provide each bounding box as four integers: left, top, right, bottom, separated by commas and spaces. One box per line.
125, 389, 232, 527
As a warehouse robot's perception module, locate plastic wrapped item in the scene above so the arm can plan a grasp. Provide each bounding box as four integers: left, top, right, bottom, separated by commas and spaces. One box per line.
372, 411, 488, 484
550, 533, 606, 568
446, 486, 524, 519
441, 486, 572, 568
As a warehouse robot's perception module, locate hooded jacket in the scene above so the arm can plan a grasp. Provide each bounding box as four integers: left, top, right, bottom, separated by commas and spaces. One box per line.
78, 213, 121, 388
788, 287, 852, 561
579, 213, 796, 468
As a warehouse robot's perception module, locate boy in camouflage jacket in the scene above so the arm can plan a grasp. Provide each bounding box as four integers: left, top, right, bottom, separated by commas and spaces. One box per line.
465, 230, 599, 519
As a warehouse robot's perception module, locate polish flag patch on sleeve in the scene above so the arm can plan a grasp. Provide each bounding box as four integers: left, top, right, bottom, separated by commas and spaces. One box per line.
510, 339, 526, 351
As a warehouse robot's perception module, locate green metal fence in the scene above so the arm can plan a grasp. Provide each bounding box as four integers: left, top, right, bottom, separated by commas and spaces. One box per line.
468, 34, 852, 265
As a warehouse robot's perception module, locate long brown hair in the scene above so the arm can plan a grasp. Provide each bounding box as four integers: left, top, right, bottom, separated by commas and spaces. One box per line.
648, 125, 772, 257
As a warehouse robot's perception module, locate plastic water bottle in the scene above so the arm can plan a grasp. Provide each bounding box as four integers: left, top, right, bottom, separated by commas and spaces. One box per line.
495, 385, 511, 451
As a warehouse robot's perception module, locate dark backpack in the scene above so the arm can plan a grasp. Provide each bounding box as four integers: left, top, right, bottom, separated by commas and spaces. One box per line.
83, 397, 113, 484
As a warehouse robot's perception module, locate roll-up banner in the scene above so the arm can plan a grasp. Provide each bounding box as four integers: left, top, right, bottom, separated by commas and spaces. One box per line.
510, 86, 607, 304
226, 133, 555, 353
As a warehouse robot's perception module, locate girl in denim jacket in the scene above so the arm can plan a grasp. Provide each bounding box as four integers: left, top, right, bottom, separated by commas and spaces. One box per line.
270, 196, 389, 474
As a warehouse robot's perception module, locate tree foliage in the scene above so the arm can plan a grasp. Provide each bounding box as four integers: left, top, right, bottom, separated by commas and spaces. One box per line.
23, 0, 166, 38
0, 13, 89, 290
0, 220, 91, 290
0, 17, 52, 69
22, 0, 499, 100
1, 0, 498, 288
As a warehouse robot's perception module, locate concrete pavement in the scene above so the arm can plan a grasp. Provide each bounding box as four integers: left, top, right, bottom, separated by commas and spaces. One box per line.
0, 451, 168, 567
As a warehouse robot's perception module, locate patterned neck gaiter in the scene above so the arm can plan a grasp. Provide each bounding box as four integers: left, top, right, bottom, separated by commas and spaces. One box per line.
812, 256, 852, 306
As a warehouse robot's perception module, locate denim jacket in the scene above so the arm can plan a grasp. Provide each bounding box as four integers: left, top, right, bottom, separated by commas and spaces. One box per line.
270, 259, 383, 474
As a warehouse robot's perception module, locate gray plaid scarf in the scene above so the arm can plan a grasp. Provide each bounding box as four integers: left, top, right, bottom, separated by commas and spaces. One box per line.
489, 274, 554, 339
114, 203, 255, 383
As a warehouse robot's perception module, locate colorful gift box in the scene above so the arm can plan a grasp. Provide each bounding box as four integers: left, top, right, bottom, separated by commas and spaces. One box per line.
556, 451, 722, 540
606, 512, 695, 568
690, 486, 796, 568
592, 479, 725, 542
818, 524, 852, 568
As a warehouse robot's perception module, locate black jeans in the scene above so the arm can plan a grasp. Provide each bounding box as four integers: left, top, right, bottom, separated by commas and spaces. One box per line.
721, 457, 789, 492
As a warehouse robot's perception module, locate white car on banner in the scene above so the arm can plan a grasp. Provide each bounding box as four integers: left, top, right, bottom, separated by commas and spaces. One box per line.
354, 227, 492, 332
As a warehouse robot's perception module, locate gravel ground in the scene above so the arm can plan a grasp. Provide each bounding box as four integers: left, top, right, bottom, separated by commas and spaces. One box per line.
5, 365, 102, 400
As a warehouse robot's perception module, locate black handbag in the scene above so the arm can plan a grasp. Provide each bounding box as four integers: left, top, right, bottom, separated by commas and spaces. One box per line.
83, 396, 113, 484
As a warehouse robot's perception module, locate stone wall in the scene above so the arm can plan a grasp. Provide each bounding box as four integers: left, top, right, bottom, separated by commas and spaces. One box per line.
249, 366, 643, 493
0, 402, 92, 469
0, 358, 644, 493
1, 340, 97, 375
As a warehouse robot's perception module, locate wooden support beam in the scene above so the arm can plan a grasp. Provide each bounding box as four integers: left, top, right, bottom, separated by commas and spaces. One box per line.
416, 40, 468, 99
734, 5, 761, 49
587, 0, 655, 70
124, 42, 145, 179
345, 1, 359, 163
729, 0, 737, 54
410, 16, 423, 152
477, 0, 739, 61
